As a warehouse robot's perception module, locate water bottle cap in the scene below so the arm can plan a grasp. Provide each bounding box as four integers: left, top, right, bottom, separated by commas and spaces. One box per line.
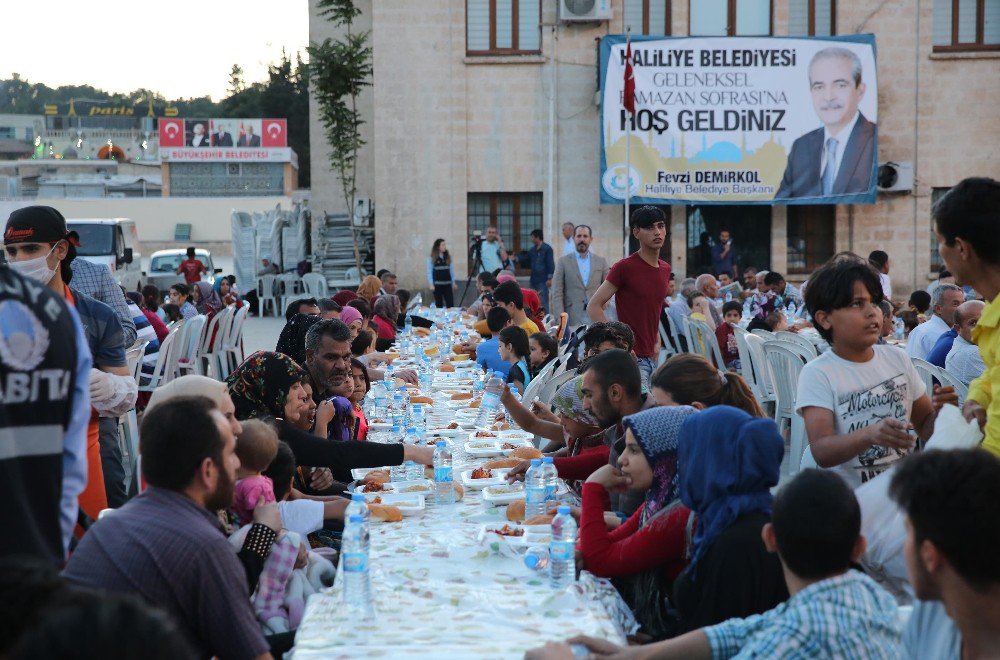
436, 440, 447, 447
542, 456, 554, 464
352, 492, 365, 501
524, 553, 539, 569
557, 505, 570, 514
530, 458, 542, 466
406, 427, 417, 433
349, 515, 363, 523
390, 425, 401, 432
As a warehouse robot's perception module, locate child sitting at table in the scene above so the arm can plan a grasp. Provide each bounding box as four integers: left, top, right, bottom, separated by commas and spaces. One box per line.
476, 306, 513, 378
796, 258, 952, 488
528, 331, 558, 378
350, 328, 376, 358
232, 420, 280, 525
349, 358, 370, 440
498, 325, 531, 394
714, 301, 743, 370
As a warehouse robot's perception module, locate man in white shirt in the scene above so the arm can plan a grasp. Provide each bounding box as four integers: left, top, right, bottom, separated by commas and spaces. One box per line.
560, 222, 575, 257
945, 300, 986, 385
907, 284, 964, 360
869, 250, 892, 301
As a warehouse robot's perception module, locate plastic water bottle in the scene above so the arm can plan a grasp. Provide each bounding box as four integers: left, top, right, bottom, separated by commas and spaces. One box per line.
406, 456, 423, 481
787, 301, 797, 319
404, 312, 413, 336
473, 369, 489, 394
550, 505, 577, 590
525, 459, 546, 518
524, 545, 550, 572
894, 317, 905, 341
389, 426, 406, 481
474, 372, 504, 428
345, 493, 370, 533
373, 383, 388, 418
742, 297, 752, 320
433, 440, 455, 504
412, 404, 426, 434
724, 291, 733, 303
541, 457, 559, 504
342, 515, 372, 610
403, 426, 419, 445
391, 392, 406, 427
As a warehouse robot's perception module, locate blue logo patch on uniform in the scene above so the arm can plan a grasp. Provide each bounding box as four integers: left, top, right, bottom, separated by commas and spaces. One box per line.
0, 300, 50, 371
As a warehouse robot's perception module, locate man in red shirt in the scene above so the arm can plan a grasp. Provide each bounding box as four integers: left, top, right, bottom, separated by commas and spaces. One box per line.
588, 206, 671, 386
175, 247, 206, 284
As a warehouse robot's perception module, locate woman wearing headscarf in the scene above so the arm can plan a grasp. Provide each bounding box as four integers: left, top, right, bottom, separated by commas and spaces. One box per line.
192, 280, 224, 317
578, 406, 698, 639
275, 313, 322, 367
225, 352, 432, 482
371, 294, 400, 350
356, 275, 381, 303
672, 405, 788, 632
338, 306, 364, 341
331, 289, 358, 308
214, 274, 242, 307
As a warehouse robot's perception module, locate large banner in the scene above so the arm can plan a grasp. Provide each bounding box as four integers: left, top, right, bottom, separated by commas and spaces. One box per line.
158, 118, 288, 161
599, 34, 878, 205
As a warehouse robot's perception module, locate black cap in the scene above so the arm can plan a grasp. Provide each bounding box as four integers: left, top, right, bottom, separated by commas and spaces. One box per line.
4, 206, 79, 246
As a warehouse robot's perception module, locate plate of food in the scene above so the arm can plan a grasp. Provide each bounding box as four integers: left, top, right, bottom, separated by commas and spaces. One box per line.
468, 429, 499, 441
355, 480, 394, 495
363, 492, 425, 516
391, 479, 435, 495
499, 430, 533, 442
350, 466, 391, 481
426, 423, 466, 437
481, 483, 526, 506
478, 523, 551, 547
499, 438, 535, 455
464, 440, 502, 457
460, 467, 510, 489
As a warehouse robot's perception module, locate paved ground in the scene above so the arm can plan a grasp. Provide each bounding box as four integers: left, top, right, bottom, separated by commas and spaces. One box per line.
241, 315, 287, 356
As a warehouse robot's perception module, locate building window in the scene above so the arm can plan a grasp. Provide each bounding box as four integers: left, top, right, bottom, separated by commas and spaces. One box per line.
468, 192, 542, 272
933, 0, 1000, 50
623, 0, 671, 35
0, 127, 15, 139
788, 0, 835, 35
690, 0, 772, 36
930, 187, 951, 271
467, 0, 541, 55
787, 205, 835, 274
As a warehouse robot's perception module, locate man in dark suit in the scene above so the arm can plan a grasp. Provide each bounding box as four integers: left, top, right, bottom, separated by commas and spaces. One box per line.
237, 126, 261, 147
212, 124, 233, 147
187, 122, 209, 147
776, 47, 877, 199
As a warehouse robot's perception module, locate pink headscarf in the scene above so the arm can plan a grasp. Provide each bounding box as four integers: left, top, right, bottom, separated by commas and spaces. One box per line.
496, 273, 517, 284
339, 306, 363, 327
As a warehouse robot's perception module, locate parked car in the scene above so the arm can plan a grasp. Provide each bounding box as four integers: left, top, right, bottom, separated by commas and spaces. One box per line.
145, 248, 221, 296
67, 218, 144, 291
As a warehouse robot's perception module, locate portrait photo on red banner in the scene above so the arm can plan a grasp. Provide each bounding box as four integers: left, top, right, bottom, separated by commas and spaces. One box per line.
157, 118, 185, 147
210, 120, 235, 147
235, 119, 263, 148
185, 119, 211, 147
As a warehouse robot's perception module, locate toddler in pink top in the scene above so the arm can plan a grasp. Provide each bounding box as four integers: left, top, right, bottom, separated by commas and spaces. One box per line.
232, 420, 280, 525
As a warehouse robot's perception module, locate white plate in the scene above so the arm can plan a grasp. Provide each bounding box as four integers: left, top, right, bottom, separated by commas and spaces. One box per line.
426, 427, 466, 437
467, 430, 501, 443
350, 466, 390, 481
499, 430, 533, 442
390, 479, 436, 495
362, 492, 425, 516
464, 440, 503, 457
481, 483, 526, 506
478, 523, 551, 547
460, 468, 511, 489
499, 439, 535, 456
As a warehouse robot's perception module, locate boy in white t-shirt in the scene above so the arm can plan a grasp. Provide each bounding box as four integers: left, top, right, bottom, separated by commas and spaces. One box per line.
796, 258, 956, 488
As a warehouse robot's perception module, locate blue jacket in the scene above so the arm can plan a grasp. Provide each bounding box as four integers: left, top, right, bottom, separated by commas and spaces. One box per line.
528, 242, 555, 283
926, 328, 958, 367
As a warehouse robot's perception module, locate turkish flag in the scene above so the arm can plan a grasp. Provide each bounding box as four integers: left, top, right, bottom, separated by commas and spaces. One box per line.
261, 119, 287, 147
158, 118, 184, 147
623, 41, 635, 115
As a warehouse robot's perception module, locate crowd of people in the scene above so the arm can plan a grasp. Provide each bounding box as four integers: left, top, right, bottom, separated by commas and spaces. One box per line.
3, 175, 1000, 659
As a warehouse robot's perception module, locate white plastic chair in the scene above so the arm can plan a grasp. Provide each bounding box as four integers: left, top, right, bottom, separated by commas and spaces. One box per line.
664, 312, 686, 355
911, 358, 939, 401
139, 323, 184, 392
194, 307, 232, 378
174, 315, 207, 380
302, 272, 329, 298
538, 369, 577, 406
220, 305, 250, 379
763, 341, 812, 477
935, 365, 969, 405
774, 331, 818, 360
744, 333, 777, 406
688, 318, 725, 369
751, 329, 776, 340
733, 326, 771, 408
521, 356, 562, 403
257, 274, 279, 317
277, 273, 303, 315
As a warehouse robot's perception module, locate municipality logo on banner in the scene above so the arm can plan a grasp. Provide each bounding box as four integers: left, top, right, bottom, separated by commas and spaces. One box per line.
598, 34, 879, 206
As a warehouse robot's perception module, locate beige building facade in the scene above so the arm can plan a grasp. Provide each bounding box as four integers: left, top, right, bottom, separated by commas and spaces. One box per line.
308, 0, 1000, 300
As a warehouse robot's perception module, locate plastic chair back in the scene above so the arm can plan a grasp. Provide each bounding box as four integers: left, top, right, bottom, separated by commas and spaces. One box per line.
774, 331, 818, 359
302, 272, 329, 298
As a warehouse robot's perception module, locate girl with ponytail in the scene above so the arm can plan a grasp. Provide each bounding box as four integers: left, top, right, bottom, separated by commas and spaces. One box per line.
650, 353, 765, 418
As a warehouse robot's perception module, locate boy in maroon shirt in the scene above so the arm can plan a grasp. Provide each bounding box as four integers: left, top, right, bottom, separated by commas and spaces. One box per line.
588, 206, 671, 385
176, 246, 205, 284
716, 300, 743, 370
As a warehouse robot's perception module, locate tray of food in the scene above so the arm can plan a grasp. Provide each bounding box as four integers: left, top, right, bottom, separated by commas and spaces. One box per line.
464, 440, 502, 457
481, 483, 526, 506
460, 467, 510, 489
362, 492, 425, 516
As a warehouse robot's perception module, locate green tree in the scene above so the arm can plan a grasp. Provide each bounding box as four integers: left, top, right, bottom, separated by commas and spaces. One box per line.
228, 64, 246, 96
308, 0, 372, 242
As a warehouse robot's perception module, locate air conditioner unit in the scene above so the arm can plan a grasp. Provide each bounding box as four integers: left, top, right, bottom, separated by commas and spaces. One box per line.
559, 0, 612, 22
876, 161, 913, 193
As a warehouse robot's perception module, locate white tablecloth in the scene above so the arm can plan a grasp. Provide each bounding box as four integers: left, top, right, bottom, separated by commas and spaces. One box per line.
292, 371, 633, 659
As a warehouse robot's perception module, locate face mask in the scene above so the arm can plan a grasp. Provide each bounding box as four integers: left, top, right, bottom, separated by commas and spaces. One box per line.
8, 245, 58, 285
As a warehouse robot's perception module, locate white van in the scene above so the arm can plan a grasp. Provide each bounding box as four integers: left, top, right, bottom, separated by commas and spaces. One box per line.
66, 218, 144, 291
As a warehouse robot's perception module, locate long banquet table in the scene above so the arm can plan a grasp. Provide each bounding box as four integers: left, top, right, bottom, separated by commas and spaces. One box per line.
292, 351, 635, 659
